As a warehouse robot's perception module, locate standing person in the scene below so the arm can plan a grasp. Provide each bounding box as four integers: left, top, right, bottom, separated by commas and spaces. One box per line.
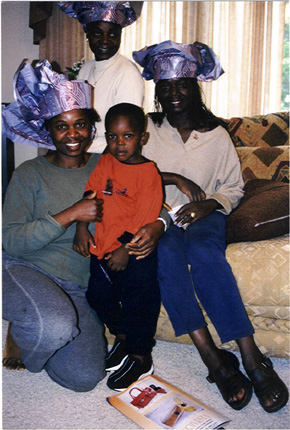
58, 1, 145, 153
133, 40, 289, 412
73, 103, 163, 391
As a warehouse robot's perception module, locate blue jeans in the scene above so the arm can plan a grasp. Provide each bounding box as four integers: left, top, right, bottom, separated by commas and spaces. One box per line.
158, 212, 254, 343
87, 250, 160, 355
2, 253, 106, 392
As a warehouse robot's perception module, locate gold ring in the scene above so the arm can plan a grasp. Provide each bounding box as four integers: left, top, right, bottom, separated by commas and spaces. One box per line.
190, 212, 195, 218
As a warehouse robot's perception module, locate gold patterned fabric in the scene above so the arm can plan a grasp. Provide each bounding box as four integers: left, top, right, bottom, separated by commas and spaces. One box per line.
236, 146, 289, 184
227, 112, 289, 148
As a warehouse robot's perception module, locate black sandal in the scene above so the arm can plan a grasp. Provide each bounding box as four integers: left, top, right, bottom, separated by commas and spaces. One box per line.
207, 350, 252, 410
246, 355, 289, 413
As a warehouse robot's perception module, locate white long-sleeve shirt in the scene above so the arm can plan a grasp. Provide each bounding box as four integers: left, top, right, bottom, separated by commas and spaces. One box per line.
79, 53, 145, 153
143, 116, 244, 215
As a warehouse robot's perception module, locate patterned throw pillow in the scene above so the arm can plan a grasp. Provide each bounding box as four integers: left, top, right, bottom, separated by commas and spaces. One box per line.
227, 112, 289, 148
226, 179, 289, 243
236, 146, 289, 184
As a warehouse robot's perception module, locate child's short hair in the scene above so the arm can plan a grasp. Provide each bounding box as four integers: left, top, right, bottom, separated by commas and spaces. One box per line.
105, 103, 145, 132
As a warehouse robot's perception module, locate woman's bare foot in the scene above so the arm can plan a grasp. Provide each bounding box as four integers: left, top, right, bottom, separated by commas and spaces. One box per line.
2, 323, 25, 371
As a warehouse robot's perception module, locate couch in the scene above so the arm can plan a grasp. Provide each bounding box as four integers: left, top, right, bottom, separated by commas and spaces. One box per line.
154, 112, 290, 359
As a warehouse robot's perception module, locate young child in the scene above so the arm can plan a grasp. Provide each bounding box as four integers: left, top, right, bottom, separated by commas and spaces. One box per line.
74, 103, 163, 391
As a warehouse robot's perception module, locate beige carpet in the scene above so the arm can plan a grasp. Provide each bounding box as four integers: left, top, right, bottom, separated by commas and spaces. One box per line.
2, 320, 290, 430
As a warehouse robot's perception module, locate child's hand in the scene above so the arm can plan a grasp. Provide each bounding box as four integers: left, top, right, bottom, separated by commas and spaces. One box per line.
105, 246, 130, 271
163, 173, 205, 202
73, 223, 96, 257
175, 176, 206, 202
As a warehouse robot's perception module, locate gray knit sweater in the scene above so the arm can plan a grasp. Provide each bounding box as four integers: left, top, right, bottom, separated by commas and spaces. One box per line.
2, 154, 101, 287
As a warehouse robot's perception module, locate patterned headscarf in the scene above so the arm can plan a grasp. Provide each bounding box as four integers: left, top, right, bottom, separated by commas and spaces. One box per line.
133, 40, 224, 83
2, 59, 93, 149
58, 2, 143, 31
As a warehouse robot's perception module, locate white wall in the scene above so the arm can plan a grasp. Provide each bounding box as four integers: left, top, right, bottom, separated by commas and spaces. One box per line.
2, 1, 39, 167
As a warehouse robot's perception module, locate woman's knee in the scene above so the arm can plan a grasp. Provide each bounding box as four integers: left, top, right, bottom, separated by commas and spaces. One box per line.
3, 261, 79, 349
45, 353, 106, 392
3, 262, 70, 317
185, 225, 226, 263
66, 368, 105, 392
11, 305, 78, 353
41, 309, 78, 349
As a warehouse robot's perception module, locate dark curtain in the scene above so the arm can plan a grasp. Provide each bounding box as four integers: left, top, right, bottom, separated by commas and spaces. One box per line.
29, 2, 53, 45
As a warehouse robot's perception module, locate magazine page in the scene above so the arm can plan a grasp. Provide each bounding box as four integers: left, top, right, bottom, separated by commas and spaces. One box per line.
107, 374, 230, 429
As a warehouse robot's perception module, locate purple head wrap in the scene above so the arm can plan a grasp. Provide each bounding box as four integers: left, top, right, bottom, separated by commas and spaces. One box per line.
58, 2, 143, 31
2, 59, 93, 149
133, 40, 224, 83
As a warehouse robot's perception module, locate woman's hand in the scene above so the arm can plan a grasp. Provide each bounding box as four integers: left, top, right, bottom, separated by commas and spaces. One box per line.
105, 246, 130, 271
53, 191, 104, 228
173, 199, 222, 227
125, 220, 165, 260
73, 222, 96, 257
72, 191, 104, 223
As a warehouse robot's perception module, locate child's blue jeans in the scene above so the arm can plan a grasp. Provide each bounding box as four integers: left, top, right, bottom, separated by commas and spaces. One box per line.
157, 211, 254, 343
87, 249, 160, 356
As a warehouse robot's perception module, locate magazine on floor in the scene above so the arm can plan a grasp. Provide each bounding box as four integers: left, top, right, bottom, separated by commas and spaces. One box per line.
107, 374, 230, 429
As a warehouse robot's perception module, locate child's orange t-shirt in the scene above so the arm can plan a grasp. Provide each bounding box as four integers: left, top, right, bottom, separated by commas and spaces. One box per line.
85, 153, 163, 259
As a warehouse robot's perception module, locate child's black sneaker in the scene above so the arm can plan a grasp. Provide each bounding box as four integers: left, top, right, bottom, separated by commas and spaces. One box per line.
107, 354, 154, 391
105, 339, 128, 372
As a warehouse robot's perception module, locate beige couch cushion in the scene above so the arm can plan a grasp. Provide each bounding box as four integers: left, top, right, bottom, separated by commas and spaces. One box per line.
226, 235, 290, 318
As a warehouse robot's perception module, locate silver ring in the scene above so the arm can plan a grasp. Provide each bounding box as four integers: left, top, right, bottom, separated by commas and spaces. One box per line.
190, 212, 195, 218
